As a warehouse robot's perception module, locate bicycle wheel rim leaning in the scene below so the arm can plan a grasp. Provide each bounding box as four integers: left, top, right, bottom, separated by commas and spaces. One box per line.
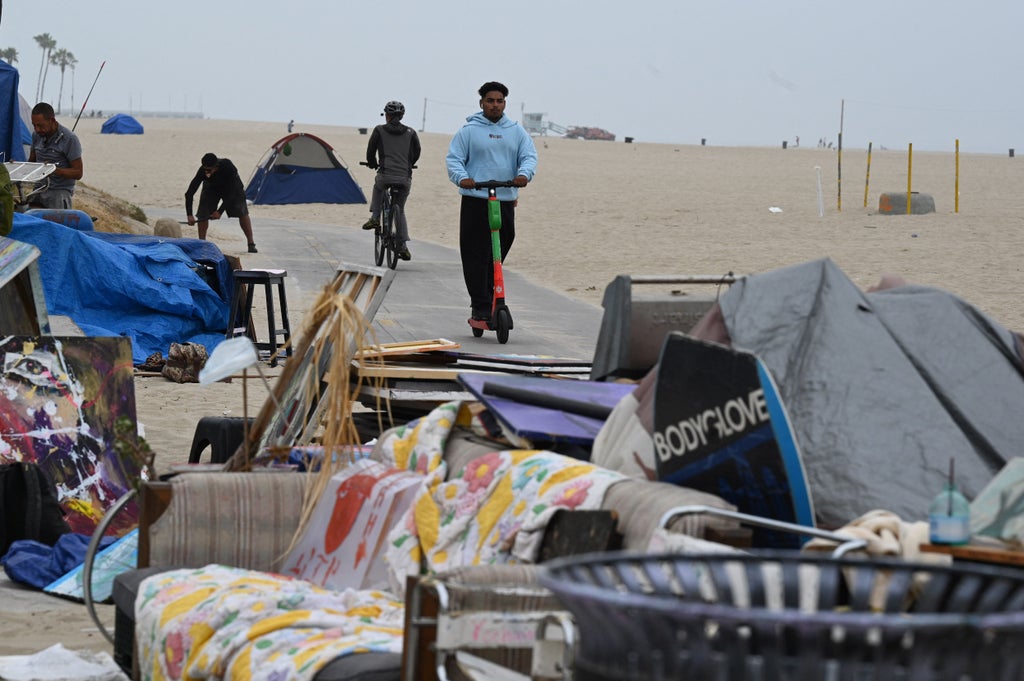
83, 488, 137, 646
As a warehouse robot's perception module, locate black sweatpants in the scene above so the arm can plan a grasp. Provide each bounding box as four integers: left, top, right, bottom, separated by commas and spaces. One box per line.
459, 195, 516, 314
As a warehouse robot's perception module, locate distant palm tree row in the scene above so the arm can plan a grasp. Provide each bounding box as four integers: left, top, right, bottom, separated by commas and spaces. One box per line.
0, 33, 77, 115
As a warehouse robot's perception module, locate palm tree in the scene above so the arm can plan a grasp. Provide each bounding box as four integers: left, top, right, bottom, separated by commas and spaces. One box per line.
33, 32, 56, 102
49, 48, 76, 114
1, 47, 18, 64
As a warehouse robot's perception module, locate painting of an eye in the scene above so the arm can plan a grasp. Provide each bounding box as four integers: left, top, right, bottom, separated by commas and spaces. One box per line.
4, 354, 62, 389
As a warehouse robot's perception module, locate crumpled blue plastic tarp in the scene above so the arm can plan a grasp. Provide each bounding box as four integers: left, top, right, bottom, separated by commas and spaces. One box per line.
1, 532, 115, 590
10, 213, 230, 364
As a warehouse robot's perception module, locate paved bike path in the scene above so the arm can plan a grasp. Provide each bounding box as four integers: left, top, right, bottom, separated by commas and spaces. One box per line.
148, 209, 604, 362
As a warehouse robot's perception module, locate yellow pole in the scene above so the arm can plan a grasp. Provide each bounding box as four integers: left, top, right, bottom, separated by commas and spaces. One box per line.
906, 143, 913, 215
955, 139, 960, 213
863, 142, 872, 208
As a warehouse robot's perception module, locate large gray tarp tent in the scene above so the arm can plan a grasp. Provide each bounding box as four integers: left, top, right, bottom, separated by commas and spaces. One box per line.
714, 258, 1024, 527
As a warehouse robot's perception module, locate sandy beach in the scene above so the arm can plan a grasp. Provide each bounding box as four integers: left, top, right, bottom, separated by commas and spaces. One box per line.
79, 116, 1024, 321
5, 114, 1024, 657
99, 116, 1024, 472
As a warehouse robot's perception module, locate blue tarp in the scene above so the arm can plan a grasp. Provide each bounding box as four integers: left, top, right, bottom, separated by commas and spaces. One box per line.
101, 113, 144, 135
0, 61, 27, 162
1, 533, 115, 590
10, 213, 230, 364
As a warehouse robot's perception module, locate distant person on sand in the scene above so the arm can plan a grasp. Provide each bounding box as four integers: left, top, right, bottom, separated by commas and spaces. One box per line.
28, 102, 83, 209
288, 119, 294, 133
445, 81, 537, 322
184, 152, 257, 253
362, 100, 421, 261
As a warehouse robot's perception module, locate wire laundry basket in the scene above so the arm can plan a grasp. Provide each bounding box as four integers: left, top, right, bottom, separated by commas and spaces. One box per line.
539, 551, 1024, 681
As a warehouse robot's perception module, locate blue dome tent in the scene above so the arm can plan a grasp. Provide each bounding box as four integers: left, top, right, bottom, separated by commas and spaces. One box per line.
245, 132, 366, 205
101, 113, 144, 135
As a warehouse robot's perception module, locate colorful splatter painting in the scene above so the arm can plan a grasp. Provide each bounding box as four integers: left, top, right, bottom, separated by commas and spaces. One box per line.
0, 336, 141, 535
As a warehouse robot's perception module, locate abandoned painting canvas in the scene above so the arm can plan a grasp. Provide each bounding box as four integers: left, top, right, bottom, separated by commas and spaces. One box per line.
0, 336, 141, 535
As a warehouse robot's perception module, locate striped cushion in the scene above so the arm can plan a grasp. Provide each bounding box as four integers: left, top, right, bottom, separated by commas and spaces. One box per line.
147, 472, 309, 572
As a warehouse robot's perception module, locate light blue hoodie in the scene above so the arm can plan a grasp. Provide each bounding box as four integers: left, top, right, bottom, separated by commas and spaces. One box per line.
446, 112, 538, 201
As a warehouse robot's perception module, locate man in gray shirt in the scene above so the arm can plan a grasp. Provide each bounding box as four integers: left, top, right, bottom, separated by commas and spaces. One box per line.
363, 100, 420, 260
28, 102, 83, 209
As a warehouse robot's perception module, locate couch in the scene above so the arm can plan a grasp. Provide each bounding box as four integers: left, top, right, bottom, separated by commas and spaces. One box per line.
113, 426, 737, 680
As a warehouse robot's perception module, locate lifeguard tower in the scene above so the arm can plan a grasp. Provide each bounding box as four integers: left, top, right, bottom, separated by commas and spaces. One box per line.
522, 113, 567, 136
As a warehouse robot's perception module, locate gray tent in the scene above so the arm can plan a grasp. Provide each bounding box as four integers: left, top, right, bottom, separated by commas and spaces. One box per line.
714, 258, 1024, 527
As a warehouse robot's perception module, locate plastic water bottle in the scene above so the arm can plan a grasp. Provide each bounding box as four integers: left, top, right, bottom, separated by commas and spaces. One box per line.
928, 458, 971, 545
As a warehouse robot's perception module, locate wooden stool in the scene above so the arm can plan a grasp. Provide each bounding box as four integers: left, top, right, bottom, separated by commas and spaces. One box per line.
227, 269, 292, 366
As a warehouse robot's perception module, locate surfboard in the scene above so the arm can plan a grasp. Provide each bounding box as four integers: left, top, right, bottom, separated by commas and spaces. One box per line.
652, 332, 815, 547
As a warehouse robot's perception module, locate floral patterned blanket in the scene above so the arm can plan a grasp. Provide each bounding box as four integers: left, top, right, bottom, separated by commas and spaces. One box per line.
135, 402, 626, 679
378, 401, 627, 593
135, 564, 404, 681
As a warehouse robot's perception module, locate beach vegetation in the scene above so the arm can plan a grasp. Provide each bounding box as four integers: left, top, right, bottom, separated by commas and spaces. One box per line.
74, 183, 148, 232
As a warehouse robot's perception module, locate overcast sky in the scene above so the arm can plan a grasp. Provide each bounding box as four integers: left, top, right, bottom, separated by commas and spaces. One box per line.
2, 0, 1021, 152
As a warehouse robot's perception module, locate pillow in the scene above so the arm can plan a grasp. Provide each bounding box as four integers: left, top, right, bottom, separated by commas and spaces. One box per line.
603, 478, 737, 550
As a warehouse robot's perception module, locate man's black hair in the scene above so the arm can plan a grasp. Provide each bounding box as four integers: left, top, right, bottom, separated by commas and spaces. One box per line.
201, 152, 218, 167
31, 102, 55, 118
478, 82, 509, 98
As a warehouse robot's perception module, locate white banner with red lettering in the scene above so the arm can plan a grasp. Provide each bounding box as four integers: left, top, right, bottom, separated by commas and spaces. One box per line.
281, 459, 423, 591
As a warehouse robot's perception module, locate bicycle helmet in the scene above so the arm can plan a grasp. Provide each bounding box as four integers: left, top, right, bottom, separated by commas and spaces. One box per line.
383, 100, 405, 116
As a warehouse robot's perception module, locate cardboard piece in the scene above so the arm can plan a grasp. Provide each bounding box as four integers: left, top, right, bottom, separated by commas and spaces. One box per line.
652, 333, 814, 548
0, 335, 141, 535
281, 459, 422, 590
458, 373, 636, 447
0, 237, 49, 334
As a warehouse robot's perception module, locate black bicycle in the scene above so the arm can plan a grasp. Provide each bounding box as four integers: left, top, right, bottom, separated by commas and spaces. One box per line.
360, 162, 404, 270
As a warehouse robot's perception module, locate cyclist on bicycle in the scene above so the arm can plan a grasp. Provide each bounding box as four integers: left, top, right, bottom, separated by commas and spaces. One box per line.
362, 100, 421, 261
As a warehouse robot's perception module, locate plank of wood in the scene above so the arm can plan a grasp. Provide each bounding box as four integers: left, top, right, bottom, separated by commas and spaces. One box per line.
354, 361, 499, 381
442, 350, 590, 367
355, 338, 460, 358
920, 542, 1024, 566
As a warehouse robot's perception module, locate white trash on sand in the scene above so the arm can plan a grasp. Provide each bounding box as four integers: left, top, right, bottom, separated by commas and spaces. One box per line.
0, 643, 127, 681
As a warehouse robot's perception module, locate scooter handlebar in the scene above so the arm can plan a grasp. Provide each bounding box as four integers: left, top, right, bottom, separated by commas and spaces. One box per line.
473, 180, 516, 189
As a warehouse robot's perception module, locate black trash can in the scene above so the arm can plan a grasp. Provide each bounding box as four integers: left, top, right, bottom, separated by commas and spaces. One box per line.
541, 550, 1024, 681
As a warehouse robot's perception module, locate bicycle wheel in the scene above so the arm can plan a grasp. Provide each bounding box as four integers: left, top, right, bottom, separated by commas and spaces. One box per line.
495, 308, 512, 344
374, 209, 386, 267
83, 488, 137, 646
385, 203, 400, 270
